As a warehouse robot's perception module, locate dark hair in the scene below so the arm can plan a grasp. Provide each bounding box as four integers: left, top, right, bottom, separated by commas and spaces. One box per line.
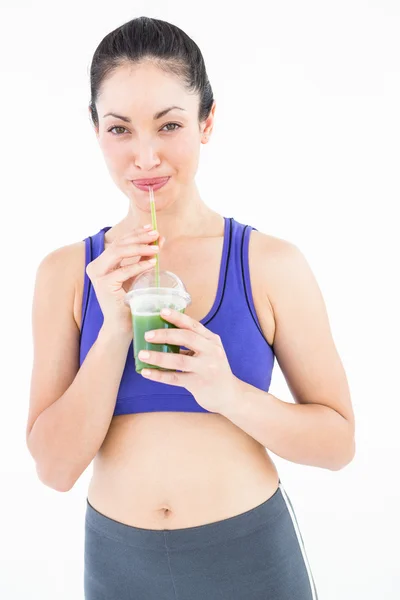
88, 16, 214, 132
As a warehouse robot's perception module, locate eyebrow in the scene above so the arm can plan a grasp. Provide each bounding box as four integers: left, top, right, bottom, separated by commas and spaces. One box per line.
103, 106, 186, 122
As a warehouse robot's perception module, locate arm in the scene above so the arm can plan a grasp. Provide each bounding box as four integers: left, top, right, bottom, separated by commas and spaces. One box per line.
27, 326, 132, 491
220, 383, 354, 470
26, 245, 133, 492
220, 239, 355, 471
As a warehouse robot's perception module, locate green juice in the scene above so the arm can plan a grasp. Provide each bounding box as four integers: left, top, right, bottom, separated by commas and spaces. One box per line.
133, 309, 185, 373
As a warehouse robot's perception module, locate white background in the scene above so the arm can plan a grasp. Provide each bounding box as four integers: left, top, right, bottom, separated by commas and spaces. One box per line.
1, 0, 399, 598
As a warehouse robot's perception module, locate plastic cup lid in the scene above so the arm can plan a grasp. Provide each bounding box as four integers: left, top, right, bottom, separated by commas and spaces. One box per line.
124, 269, 191, 308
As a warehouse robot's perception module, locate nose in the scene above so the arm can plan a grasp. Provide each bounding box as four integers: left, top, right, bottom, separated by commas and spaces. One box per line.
133, 136, 161, 171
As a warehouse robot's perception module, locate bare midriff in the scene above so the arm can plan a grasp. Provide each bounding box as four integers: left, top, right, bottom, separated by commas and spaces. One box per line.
87, 411, 280, 529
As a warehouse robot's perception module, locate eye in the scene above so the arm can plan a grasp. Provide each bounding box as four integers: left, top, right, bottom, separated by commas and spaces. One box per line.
107, 126, 128, 136
107, 123, 182, 136
161, 122, 181, 132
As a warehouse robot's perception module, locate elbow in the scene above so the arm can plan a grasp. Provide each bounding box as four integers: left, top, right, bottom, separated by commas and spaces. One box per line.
27, 435, 77, 492
330, 436, 356, 471
36, 462, 76, 493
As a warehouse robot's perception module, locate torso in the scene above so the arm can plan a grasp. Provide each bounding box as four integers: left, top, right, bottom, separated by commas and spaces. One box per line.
73, 214, 280, 529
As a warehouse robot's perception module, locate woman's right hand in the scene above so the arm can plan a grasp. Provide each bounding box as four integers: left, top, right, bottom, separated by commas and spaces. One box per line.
85, 225, 165, 336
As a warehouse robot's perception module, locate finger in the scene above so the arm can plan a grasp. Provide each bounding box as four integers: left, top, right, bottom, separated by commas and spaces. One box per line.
144, 328, 207, 354
97, 242, 159, 273
140, 367, 189, 387
118, 229, 160, 244
119, 244, 159, 267
158, 308, 216, 341
121, 235, 164, 266
138, 349, 196, 373
106, 258, 157, 285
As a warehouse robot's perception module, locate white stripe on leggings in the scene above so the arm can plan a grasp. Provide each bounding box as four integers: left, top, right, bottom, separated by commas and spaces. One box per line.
278, 482, 318, 600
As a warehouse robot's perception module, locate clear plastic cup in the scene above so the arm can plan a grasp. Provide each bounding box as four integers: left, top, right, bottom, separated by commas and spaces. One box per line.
124, 269, 191, 373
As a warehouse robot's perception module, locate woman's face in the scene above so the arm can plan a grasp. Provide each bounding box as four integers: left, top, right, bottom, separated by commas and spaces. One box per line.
92, 62, 215, 210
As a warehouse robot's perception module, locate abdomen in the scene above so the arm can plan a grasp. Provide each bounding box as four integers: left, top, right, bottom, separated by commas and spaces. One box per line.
87, 411, 280, 529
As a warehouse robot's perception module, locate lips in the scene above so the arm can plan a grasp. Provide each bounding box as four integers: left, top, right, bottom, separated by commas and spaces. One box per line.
132, 177, 170, 185
132, 176, 171, 192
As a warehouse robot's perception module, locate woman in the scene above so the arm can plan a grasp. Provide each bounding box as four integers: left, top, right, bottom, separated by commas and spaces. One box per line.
26, 16, 355, 599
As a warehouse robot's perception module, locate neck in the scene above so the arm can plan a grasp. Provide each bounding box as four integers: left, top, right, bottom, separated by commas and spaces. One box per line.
120, 184, 217, 242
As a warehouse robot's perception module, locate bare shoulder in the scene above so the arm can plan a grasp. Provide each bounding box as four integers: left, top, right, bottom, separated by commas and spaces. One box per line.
249, 229, 312, 299
38, 240, 86, 332
249, 228, 325, 309
248, 227, 326, 329
247, 229, 295, 346
250, 229, 296, 266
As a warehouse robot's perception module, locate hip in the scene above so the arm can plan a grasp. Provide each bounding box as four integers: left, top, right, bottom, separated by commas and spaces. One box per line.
84, 479, 318, 600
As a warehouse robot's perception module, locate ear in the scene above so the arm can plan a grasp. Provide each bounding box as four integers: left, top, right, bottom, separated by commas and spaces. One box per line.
88, 106, 100, 139
201, 101, 216, 144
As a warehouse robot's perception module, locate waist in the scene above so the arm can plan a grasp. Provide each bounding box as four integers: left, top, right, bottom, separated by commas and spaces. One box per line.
85, 483, 286, 550
87, 412, 280, 529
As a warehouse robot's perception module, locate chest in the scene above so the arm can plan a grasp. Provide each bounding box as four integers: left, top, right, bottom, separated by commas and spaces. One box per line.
157, 232, 275, 346
157, 235, 222, 323
75, 230, 275, 346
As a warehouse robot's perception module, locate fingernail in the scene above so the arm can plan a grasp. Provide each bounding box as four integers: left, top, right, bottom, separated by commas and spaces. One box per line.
143, 224, 152, 230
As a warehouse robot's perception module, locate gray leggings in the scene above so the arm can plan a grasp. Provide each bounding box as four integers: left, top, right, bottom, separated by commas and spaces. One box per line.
84, 480, 318, 599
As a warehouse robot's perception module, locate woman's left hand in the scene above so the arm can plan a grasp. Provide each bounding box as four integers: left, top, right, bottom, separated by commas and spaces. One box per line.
138, 307, 238, 413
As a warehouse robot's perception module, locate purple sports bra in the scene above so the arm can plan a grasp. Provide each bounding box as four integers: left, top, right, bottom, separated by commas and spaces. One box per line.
79, 216, 275, 415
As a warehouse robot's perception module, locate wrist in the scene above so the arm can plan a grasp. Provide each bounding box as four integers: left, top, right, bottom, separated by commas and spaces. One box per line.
99, 324, 133, 347
218, 375, 245, 418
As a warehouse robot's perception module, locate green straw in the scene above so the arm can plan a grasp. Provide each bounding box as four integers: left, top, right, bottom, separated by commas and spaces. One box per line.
148, 186, 160, 287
